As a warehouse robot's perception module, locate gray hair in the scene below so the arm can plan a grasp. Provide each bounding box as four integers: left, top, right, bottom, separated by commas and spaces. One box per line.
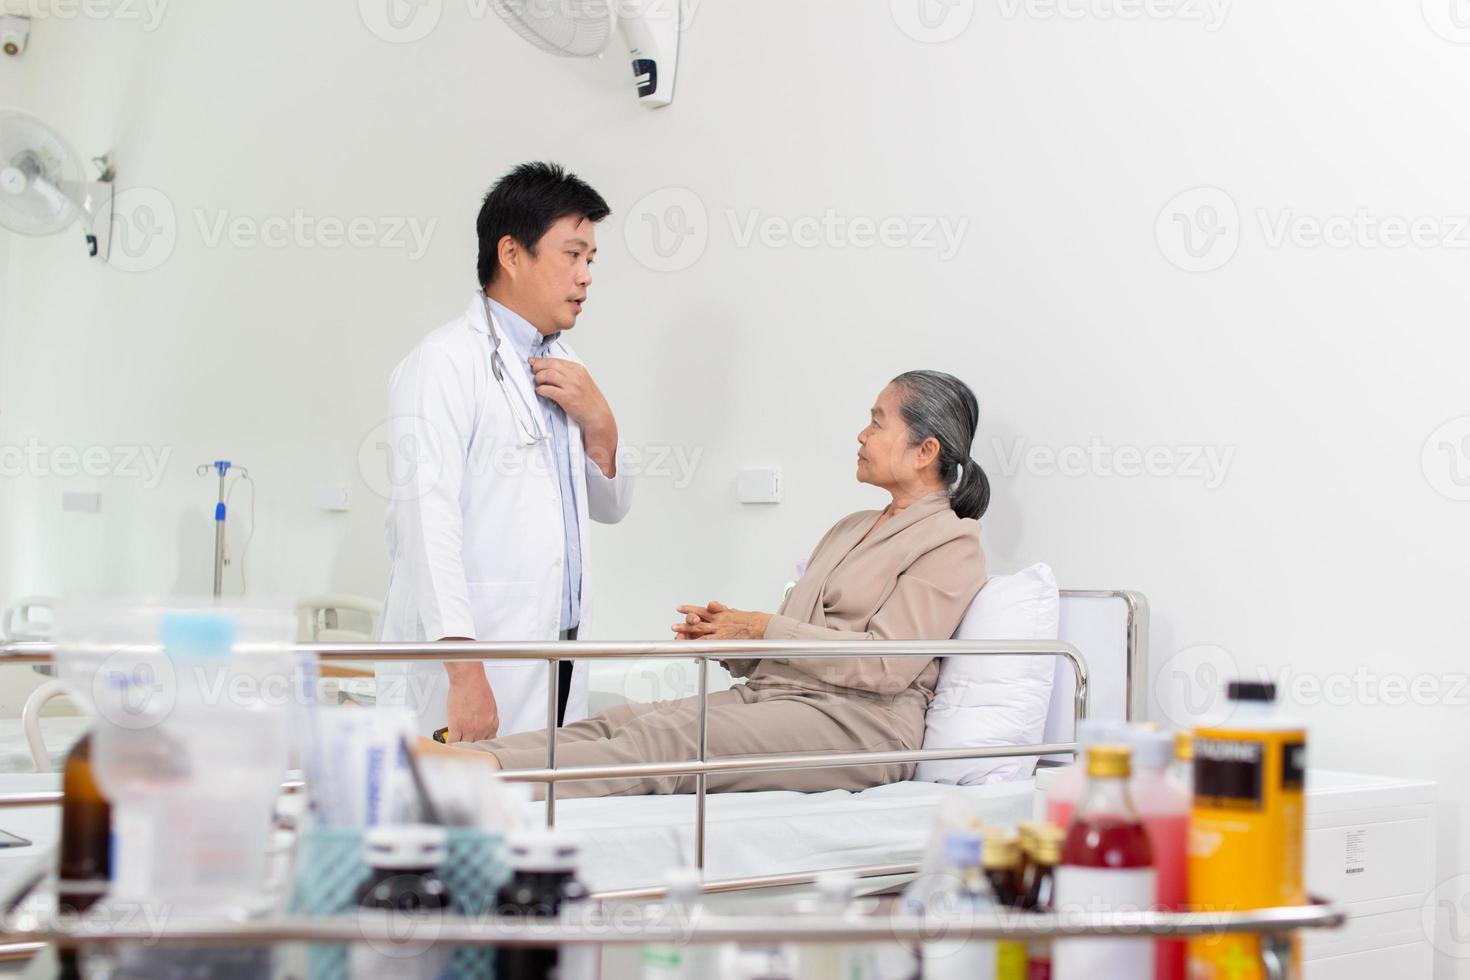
889, 370, 990, 520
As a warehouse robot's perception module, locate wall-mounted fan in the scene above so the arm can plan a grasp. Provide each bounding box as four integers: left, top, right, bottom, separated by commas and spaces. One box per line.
0, 108, 114, 259
489, 0, 681, 108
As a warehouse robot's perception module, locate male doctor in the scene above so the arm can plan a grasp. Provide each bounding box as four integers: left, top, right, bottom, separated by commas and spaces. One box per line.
378, 162, 634, 741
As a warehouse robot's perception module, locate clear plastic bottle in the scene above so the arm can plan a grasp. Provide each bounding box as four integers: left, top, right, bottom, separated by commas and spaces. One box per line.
641, 867, 713, 979
351, 825, 453, 980
1127, 729, 1189, 980
796, 871, 861, 980
922, 831, 998, 980
1053, 744, 1156, 979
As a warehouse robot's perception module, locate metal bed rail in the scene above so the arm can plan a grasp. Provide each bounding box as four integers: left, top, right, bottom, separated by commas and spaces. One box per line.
0, 637, 1087, 883
0, 853, 1343, 980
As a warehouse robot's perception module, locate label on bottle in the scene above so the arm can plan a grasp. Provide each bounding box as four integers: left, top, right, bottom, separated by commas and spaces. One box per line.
1194, 737, 1265, 810
1051, 867, 1155, 978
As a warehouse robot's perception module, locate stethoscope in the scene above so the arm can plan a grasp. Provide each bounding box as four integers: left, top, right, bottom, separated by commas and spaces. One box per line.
481, 293, 550, 448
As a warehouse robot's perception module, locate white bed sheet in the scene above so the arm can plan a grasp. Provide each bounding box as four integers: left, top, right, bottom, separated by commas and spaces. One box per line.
528, 778, 1037, 894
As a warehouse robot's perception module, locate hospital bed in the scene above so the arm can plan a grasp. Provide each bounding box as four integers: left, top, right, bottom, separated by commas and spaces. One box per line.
0, 588, 1141, 896
552, 588, 1147, 895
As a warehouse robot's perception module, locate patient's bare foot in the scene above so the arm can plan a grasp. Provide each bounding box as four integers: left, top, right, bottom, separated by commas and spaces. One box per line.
412, 736, 503, 769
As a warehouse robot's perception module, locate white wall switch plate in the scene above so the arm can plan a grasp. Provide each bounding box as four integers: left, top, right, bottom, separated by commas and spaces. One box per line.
737, 467, 781, 504
314, 483, 352, 512
61, 491, 102, 513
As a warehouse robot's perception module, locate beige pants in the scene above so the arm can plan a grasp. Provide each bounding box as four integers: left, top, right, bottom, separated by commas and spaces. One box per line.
470, 684, 920, 799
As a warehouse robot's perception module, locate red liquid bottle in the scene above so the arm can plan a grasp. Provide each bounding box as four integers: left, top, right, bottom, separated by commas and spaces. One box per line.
1053, 744, 1157, 980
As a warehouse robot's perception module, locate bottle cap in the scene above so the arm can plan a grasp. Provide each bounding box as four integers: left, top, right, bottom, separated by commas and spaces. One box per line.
1017, 821, 1045, 853
1126, 728, 1174, 772
160, 611, 237, 660
363, 824, 448, 871
982, 834, 1020, 870
1174, 730, 1194, 762
1075, 720, 1129, 746
1085, 743, 1132, 779
505, 828, 580, 873
1031, 829, 1064, 865
1227, 680, 1276, 703
943, 830, 982, 868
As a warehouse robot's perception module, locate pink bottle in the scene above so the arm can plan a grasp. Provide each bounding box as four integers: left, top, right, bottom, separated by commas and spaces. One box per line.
1127, 729, 1190, 980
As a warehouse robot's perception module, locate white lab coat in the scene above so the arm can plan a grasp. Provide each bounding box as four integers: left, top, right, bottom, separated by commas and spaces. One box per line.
376, 292, 634, 738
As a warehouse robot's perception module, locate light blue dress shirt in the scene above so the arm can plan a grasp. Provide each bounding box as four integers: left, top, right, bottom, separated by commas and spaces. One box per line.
487, 298, 582, 631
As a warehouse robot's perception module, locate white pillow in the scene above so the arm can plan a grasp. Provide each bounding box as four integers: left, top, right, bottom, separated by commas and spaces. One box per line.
914, 563, 1060, 786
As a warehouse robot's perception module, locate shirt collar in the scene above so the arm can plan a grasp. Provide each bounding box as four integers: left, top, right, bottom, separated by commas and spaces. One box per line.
485, 296, 560, 365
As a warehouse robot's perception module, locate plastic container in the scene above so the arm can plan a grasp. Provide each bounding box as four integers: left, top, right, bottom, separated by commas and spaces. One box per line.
1189, 681, 1307, 980
1053, 744, 1156, 980
922, 831, 998, 980
642, 867, 714, 980
1127, 728, 1190, 980
53, 602, 301, 916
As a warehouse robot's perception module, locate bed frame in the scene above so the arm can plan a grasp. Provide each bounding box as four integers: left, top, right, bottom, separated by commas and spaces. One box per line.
0, 589, 1147, 900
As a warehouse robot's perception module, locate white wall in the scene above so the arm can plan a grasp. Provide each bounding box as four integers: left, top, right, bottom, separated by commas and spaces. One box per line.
4, 1, 1470, 971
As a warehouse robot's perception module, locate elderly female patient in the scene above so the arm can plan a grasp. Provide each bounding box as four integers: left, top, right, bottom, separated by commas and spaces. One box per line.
435, 370, 990, 798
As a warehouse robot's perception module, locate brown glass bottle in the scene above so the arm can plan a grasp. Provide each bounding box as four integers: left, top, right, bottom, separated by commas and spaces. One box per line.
983, 832, 1023, 907
56, 732, 111, 980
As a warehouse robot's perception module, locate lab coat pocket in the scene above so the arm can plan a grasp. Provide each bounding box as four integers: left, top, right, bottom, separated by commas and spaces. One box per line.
465, 581, 543, 648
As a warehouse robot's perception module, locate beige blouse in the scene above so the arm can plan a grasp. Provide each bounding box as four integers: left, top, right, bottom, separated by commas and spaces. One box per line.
726, 490, 987, 706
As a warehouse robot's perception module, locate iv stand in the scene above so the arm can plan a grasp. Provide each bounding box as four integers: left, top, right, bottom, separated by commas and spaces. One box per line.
196, 460, 247, 598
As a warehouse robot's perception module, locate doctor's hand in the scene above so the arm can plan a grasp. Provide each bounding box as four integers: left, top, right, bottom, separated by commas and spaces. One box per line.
529, 357, 618, 476
444, 658, 501, 743
672, 601, 773, 641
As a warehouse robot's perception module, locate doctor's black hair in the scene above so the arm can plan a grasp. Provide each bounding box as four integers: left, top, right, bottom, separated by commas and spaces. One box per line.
477, 162, 611, 288
890, 370, 990, 521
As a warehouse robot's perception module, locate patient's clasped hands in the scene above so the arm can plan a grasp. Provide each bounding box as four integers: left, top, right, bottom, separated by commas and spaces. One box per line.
672, 600, 773, 640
